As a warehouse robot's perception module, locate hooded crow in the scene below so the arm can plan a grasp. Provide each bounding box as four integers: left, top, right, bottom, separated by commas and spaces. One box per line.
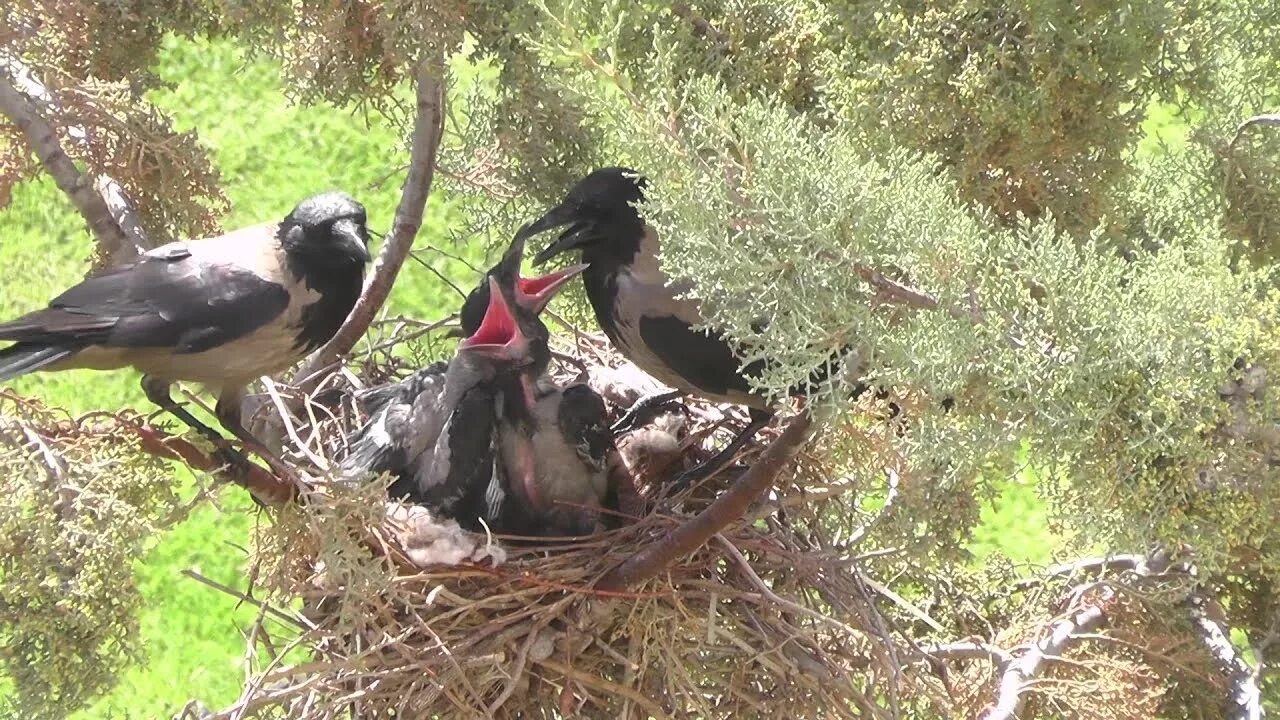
521, 167, 853, 492
0, 191, 371, 469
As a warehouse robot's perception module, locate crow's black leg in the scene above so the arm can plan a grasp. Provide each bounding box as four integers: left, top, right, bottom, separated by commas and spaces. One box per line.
610, 389, 685, 434
665, 408, 773, 497
213, 391, 305, 486
140, 377, 269, 508
141, 375, 253, 470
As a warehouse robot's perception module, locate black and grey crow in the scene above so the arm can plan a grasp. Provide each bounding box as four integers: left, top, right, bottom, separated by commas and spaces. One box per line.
0, 191, 371, 469
521, 167, 852, 492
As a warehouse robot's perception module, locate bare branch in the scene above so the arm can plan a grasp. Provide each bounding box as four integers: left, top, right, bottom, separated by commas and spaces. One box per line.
1187, 592, 1263, 720
290, 59, 446, 388
127, 422, 296, 507
0, 52, 147, 263
983, 591, 1112, 720
922, 641, 1012, 667
596, 411, 816, 591
1228, 111, 1280, 154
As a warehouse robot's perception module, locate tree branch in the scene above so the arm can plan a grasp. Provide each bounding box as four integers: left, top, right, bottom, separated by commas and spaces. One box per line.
0, 52, 147, 264
595, 411, 815, 592
290, 59, 446, 389
982, 591, 1112, 720
128, 422, 296, 507
1187, 592, 1263, 720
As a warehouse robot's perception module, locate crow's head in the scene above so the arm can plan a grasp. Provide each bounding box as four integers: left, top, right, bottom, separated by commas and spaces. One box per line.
281, 191, 372, 267
522, 167, 648, 266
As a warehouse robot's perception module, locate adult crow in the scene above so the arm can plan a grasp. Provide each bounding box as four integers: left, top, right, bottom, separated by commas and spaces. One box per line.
521, 167, 853, 492
0, 191, 371, 471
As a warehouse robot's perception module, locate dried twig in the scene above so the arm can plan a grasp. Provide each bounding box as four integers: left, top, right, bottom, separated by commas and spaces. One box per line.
596, 411, 815, 591
0, 52, 147, 264
181, 569, 311, 632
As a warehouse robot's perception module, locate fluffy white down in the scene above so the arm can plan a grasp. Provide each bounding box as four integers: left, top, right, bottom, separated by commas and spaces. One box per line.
385, 503, 507, 568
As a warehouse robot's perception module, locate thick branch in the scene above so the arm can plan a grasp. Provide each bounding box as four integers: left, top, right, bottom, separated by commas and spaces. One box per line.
983, 593, 1112, 720
595, 412, 815, 592
1188, 593, 1263, 720
0, 53, 147, 262
290, 60, 446, 388
129, 423, 296, 507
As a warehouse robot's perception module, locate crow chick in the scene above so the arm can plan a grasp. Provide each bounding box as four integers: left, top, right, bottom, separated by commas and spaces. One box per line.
496, 379, 615, 536
340, 235, 587, 531
485, 234, 617, 537
0, 191, 370, 467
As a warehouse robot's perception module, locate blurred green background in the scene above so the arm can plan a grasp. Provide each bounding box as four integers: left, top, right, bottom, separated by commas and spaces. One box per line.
0, 34, 1185, 718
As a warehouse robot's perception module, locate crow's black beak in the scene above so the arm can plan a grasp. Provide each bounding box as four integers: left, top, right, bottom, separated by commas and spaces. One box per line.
521, 204, 597, 266
334, 217, 372, 263
458, 276, 528, 361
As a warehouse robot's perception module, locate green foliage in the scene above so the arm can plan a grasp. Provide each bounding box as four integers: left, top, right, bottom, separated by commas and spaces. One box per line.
0, 400, 180, 720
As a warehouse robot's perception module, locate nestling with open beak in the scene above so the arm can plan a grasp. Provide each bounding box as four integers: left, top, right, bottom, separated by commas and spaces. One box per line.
340, 231, 591, 534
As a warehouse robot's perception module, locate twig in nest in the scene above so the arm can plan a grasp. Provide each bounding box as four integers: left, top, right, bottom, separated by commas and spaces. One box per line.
716, 534, 867, 642
596, 411, 815, 591
261, 377, 328, 471
537, 658, 672, 720
181, 569, 311, 632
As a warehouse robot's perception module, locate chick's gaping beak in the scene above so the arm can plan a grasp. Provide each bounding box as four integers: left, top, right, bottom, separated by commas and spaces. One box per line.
514, 262, 590, 314
458, 276, 528, 361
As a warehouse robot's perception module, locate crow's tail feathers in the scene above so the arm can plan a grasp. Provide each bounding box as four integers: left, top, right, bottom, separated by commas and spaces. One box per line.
0, 343, 75, 383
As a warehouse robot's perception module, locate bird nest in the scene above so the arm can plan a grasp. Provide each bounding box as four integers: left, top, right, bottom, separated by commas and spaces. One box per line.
162, 318, 947, 720
1, 319, 1260, 719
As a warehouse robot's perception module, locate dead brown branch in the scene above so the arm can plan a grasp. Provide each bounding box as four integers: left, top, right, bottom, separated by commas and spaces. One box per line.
126, 422, 297, 507
596, 411, 815, 591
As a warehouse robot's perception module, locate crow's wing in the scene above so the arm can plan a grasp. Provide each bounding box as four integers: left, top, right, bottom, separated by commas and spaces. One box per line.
636, 313, 756, 397
415, 383, 499, 527
0, 241, 289, 354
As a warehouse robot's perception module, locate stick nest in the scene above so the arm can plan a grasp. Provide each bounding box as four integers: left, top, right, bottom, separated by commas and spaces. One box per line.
177, 320, 950, 719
